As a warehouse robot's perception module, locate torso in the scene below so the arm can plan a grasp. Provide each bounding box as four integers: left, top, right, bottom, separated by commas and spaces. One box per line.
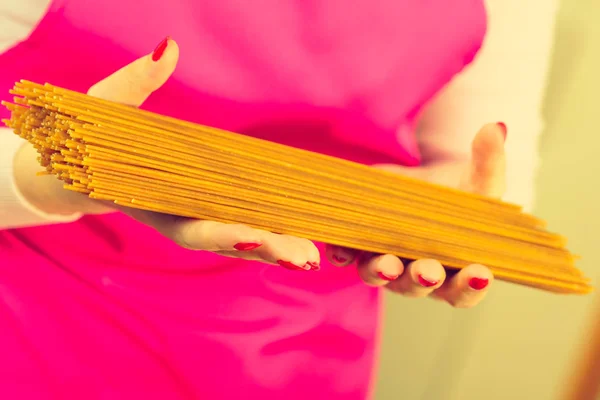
0, 0, 486, 398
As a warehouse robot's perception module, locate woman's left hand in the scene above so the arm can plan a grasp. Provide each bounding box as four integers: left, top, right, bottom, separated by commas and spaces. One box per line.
325, 122, 507, 308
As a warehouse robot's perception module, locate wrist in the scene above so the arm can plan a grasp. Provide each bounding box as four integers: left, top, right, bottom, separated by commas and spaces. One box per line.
13, 142, 112, 217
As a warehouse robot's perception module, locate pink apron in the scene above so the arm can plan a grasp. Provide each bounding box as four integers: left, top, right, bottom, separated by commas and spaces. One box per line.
0, 0, 486, 398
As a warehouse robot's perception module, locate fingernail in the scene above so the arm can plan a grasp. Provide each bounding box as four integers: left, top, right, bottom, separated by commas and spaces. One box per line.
497, 122, 507, 141
152, 36, 170, 62
234, 242, 262, 251
332, 254, 347, 264
378, 272, 398, 281
469, 277, 489, 290
418, 275, 438, 287
278, 260, 309, 271
307, 261, 320, 271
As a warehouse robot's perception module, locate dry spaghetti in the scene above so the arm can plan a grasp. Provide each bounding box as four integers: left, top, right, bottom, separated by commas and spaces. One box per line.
2, 80, 592, 294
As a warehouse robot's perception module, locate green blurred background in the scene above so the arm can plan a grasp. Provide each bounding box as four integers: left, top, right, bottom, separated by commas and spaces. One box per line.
376, 1, 600, 399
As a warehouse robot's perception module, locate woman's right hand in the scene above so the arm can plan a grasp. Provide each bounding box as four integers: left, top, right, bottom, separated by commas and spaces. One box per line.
12, 37, 320, 270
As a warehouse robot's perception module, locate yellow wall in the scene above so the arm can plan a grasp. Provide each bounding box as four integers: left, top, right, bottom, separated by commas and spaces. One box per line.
376, 0, 600, 398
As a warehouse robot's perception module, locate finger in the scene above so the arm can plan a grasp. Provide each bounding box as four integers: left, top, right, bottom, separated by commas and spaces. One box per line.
158, 218, 264, 251
431, 264, 493, 308
152, 216, 318, 271
87, 36, 179, 106
216, 233, 320, 271
219, 234, 319, 270
386, 259, 445, 297
261, 234, 320, 271
462, 122, 506, 197
356, 254, 404, 287
296, 237, 321, 270
325, 244, 359, 266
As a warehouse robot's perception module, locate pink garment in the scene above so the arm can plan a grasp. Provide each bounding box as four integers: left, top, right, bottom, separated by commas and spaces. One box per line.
0, 0, 487, 398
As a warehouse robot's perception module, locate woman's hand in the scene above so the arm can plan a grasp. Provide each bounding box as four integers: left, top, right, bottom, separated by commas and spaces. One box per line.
325, 122, 507, 308
13, 38, 321, 269
13, 36, 504, 289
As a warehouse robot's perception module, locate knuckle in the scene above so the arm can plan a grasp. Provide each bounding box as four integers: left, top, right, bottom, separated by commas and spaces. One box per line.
299, 238, 316, 250
171, 223, 197, 250
223, 223, 256, 243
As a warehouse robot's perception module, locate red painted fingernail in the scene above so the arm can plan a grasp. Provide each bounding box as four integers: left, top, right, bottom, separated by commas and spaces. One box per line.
332, 254, 347, 264
378, 272, 398, 281
233, 242, 262, 251
307, 261, 320, 271
152, 36, 170, 62
497, 122, 507, 141
469, 277, 489, 290
277, 260, 308, 271
418, 275, 438, 287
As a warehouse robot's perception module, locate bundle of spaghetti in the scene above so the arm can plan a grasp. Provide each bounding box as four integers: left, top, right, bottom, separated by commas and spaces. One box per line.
1, 80, 592, 294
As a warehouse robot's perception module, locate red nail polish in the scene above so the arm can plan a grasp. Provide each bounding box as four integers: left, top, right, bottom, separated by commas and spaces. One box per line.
278, 260, 308, 271
307, 262, 320, 271
469, 277, 489, 290
152, 36, 170, 62
497, 122, 507, 141
418, 275, 438, 287
378, 272, 398, 281
332, 255, 347, 264
234, 242, 262, 251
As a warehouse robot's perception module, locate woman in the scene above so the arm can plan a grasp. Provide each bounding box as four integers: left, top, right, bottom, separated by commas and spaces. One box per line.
0, 0, 552, 398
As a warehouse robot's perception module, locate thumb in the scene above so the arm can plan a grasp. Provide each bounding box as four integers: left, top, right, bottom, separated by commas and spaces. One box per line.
461, 122, 506, 198
87, 36, 179, 107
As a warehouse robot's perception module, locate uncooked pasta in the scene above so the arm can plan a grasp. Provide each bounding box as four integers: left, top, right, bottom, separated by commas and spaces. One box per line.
2, 80, 592, 294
